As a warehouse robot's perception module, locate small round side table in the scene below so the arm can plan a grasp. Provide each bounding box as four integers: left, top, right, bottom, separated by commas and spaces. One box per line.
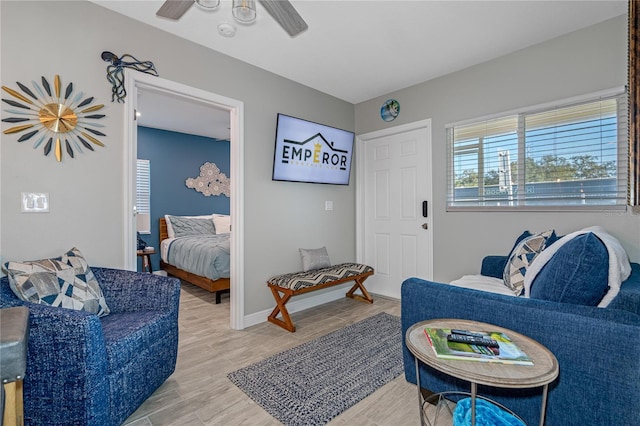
136, 249, 157, 273
406, 318, 559, 426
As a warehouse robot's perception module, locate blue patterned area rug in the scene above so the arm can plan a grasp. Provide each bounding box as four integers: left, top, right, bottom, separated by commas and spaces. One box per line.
227, 312, 403, 426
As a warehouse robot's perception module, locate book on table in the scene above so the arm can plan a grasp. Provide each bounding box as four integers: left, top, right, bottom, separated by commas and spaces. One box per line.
423, 328, 534, 366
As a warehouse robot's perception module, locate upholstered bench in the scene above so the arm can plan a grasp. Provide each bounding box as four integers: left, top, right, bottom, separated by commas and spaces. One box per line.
267, 263, 374, 332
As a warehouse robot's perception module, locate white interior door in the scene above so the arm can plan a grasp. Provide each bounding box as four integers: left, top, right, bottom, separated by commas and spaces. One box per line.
357, 120, 432, 299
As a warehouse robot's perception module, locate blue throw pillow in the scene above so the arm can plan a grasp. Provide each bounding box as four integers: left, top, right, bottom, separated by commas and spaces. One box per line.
529, 233, 609, 306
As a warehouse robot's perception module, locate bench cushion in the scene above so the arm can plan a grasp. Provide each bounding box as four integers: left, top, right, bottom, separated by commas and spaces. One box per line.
268, 263, 373, 291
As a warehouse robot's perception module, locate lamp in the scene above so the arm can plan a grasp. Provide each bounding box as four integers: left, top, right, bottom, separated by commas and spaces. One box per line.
196, 0, 220, 9
136, 213, 151, 235
232, 0, 256, 23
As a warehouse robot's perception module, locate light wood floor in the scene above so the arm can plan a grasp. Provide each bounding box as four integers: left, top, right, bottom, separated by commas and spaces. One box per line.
123, 283, 421, 426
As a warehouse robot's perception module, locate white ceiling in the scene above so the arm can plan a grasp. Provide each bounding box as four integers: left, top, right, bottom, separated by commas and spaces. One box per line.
136, 88, 231, 139
92, 0, 627, 139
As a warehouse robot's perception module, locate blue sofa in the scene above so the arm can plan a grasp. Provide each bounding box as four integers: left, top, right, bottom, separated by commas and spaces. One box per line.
401, 256, 640, 426
0, 268, 181, 426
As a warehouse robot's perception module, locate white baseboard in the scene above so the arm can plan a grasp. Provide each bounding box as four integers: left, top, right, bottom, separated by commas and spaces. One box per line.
242, 287, 347, 329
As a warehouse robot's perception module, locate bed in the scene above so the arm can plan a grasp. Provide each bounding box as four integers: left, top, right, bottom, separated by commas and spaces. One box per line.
159, 216, 231, 304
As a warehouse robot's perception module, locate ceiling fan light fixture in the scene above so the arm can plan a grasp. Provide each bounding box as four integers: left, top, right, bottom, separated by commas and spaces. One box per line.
196, 0, 220, 10
232, 0, 257, 24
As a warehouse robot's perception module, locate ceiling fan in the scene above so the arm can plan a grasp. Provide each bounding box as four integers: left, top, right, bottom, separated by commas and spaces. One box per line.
156, 0, 308, 37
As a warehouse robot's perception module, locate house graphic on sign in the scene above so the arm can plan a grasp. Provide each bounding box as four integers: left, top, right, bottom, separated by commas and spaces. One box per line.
281, 133, 349, 170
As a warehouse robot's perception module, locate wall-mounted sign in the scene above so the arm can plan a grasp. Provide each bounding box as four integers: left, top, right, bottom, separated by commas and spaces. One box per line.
272, 114, 355, 185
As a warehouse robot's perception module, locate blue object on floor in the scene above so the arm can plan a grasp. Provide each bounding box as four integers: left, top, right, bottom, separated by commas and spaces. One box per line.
453, 397, 525, 426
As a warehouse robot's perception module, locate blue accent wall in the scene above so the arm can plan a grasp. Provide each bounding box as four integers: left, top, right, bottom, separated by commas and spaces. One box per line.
137, 126, 230, 271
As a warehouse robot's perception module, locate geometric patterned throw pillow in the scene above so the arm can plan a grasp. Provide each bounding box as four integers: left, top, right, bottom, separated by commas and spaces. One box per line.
503, 230, 556, 296
3, 247, 110, 317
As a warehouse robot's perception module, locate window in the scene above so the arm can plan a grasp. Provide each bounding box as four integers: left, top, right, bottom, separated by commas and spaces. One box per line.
446, 90, 628, 210
136, 159, 151, 233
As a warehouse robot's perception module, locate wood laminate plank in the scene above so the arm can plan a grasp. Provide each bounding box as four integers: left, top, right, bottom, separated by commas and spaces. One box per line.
124, 287, 423, 425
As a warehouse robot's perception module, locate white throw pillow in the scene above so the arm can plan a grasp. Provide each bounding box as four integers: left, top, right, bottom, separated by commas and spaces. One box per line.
213, 214, 231, 234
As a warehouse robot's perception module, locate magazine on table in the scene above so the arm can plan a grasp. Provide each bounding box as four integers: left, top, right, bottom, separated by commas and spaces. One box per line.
423, 328, 534, 366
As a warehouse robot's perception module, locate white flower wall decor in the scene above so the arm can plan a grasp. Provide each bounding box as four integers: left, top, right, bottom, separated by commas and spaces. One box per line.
185, 162, 230, 197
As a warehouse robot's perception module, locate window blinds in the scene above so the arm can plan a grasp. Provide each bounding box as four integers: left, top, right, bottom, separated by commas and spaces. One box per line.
447, 91, 628, 209
136, 159, 151, 233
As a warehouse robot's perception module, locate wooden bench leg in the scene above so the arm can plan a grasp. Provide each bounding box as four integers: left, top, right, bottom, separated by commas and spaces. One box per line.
346, 276, 374, 304
268, 286, 296, 332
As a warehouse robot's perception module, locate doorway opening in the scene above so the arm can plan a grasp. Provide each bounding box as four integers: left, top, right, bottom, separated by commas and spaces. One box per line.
122, 70, 245, 330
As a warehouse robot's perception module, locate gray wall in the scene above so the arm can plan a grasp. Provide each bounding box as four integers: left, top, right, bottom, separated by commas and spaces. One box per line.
2, 3, 637, 315
355, 14, 640, 282
0, 1, 355, 315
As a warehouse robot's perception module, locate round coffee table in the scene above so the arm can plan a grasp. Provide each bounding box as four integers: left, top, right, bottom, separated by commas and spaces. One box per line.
406, 318, 559, 426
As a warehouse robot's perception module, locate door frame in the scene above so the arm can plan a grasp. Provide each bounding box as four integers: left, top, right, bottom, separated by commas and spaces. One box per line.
355, 119, 434, 282
122, 70, 245, 330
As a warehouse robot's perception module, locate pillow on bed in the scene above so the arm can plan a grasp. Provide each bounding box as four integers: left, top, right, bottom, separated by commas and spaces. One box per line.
166, 215, 216, 238
213, 214, 231, 234
165, 214, 213, 238
299, 247, 331, 272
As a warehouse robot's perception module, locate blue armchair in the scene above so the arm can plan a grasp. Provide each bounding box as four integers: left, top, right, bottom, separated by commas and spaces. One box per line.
0, 268, 181, 426
401, 258, 640, 426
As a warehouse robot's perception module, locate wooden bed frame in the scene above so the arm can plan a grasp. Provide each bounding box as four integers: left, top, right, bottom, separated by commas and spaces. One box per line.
159, 218, 230, 304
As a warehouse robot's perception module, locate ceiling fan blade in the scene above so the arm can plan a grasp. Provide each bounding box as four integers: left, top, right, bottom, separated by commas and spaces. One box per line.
258, 0, 308, 37
156, 0, 195, 20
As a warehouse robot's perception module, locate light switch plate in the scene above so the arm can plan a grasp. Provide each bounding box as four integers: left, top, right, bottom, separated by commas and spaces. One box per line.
325, 201, 333, 211
22, 192, 49, 213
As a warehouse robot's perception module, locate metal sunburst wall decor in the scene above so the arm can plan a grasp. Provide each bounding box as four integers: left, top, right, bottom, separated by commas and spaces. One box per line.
1, 74, 106, 162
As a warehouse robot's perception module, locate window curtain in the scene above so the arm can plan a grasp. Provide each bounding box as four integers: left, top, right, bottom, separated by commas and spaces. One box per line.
629, 0, 640, 205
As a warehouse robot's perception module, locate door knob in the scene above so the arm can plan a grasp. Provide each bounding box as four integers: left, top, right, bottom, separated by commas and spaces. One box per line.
422, 223, 428, 230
